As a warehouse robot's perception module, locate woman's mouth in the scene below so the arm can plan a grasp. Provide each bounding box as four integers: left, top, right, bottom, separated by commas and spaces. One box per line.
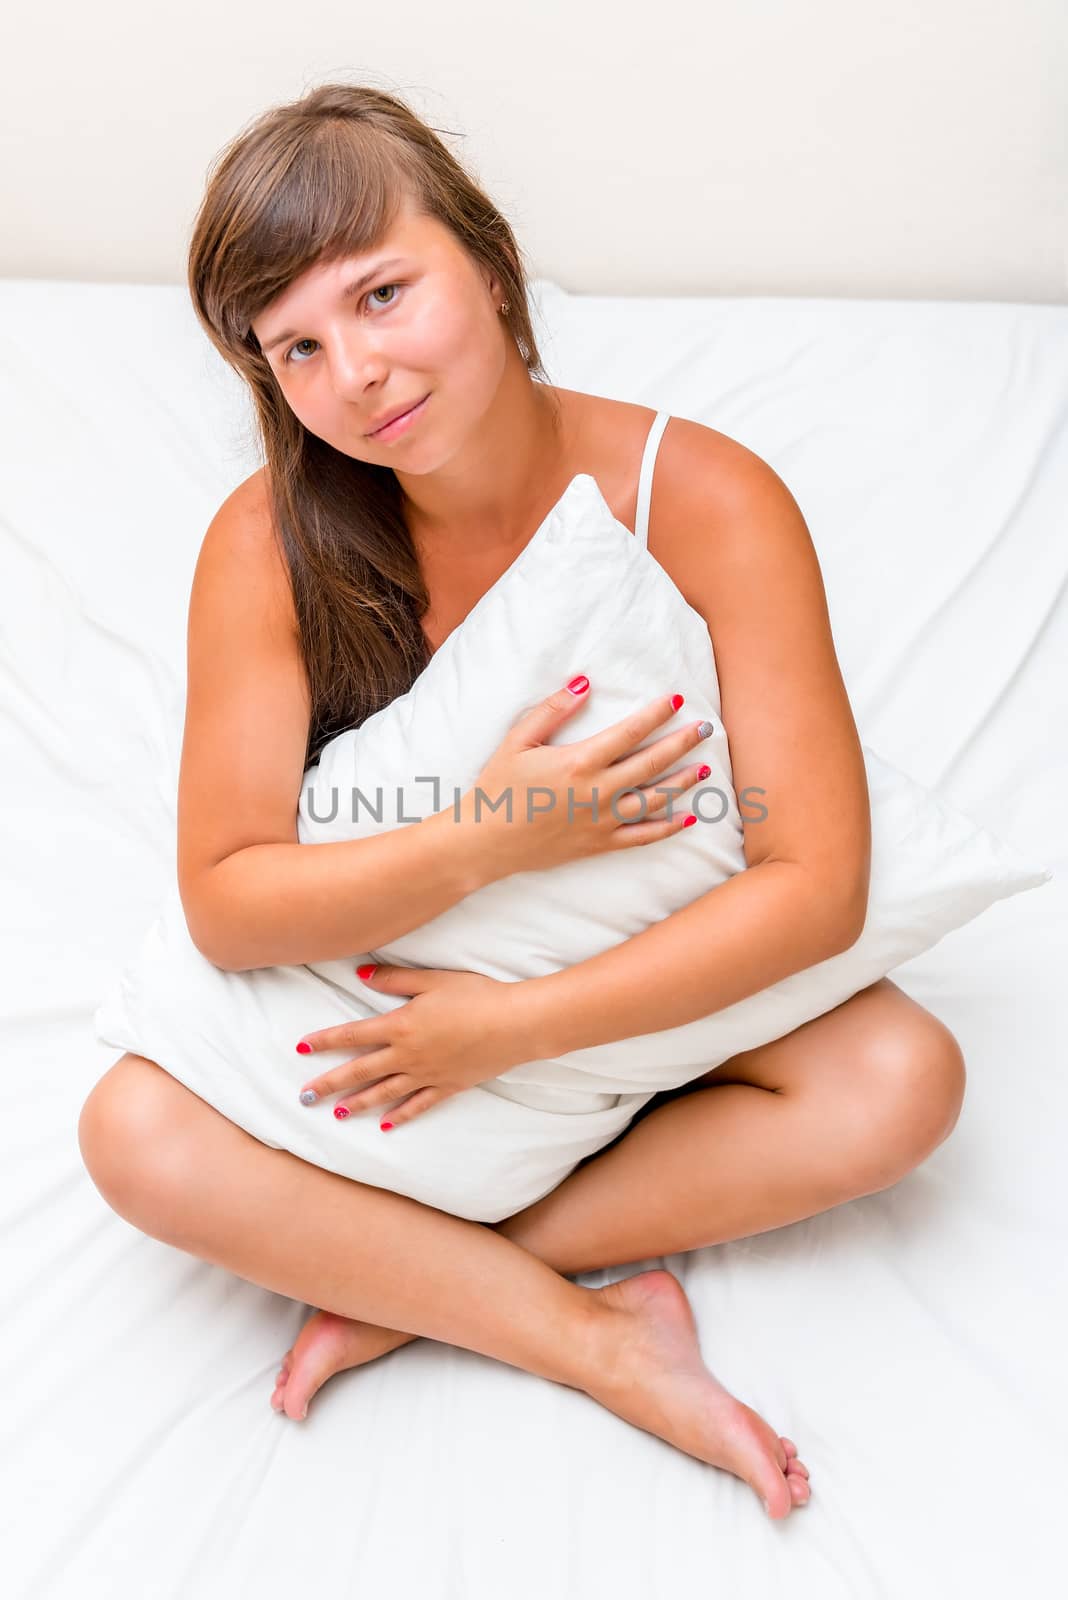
366, 393, 430, 442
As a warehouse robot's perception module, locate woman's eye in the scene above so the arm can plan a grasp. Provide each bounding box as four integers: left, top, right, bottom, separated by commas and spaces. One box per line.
283, 283, 403, 365
285, 339, 317, 364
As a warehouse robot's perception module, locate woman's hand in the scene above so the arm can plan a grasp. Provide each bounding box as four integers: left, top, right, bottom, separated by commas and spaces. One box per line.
467, 682, 712, 881
294, 964, 530, 1129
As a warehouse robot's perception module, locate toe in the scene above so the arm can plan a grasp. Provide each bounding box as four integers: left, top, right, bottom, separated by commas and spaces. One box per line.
759, 1450, 812, 1517
780, 1437, 797, 1457
283, 1368, 323, 1421
755, 1468, 794, 1520
788, 1474, 811, 1505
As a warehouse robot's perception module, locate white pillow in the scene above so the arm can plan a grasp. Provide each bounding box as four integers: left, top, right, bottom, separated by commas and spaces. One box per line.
95, 472, 1051, 1223
298, 470, 1051, 1093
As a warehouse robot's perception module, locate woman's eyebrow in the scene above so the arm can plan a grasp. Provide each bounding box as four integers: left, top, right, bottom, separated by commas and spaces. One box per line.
262, 257, 409, 352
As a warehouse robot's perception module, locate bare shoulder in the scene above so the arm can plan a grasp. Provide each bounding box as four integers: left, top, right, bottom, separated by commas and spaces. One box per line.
198, 464, 297, 640
565, 390, 770, 545
652, 417, 788, 539
212, 461, 271, 529
647, 416, 820, 619
645, 411, 834, 656
555, 389, 794, 572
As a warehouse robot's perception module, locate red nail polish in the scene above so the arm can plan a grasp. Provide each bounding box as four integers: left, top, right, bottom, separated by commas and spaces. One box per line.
566, 675, 589, 695
380, 1122, 394, 1131
295, 1041, 312, 1054
697, 765, 711, 780
356, 964, 377, 980
682, 814, 697, 828
334, 1105, 350, 1119
670, 694, 684, 711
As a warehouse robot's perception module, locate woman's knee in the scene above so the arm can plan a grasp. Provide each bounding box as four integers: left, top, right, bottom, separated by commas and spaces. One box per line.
855, 1017, 968, 1181
78, 1055, 195, 1222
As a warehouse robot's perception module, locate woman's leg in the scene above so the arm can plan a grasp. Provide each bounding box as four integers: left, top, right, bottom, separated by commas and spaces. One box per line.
271, 977, 962, 1419
501, 977, 967, 1273
78, 1054, 601, 1385
77, 1055, 812, 1517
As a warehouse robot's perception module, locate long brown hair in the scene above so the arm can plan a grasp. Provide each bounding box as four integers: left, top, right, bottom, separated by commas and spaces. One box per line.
187, 82, 552, 769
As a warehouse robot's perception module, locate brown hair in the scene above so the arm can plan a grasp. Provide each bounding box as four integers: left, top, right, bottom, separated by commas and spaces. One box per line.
187, 82, 553, 769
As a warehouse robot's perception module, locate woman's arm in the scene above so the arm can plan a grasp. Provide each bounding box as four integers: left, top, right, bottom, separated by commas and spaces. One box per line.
512, 424, 872, 1058
511, 854, 863, 1059
196, 821, 491, 973
179, 475, 492, 972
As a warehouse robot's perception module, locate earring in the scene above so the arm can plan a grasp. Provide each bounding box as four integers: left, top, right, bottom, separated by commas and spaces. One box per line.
499, 300, 510, 315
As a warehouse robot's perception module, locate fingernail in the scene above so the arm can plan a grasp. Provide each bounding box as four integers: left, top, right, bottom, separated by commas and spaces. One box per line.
295, 1041, 312, 1054
670, 694, 684, 710
300, 1405, 308, 1420
299, 1089, 318, 1106
334, 1106, 350, 1120
697, 720, 714, 738
697, 765, 711, 781
567, 675, 589, 695
356, 964, 377, 980
762, 1499, 770, 1515
380, 1121, 394, 1132
682, 814, 697, 828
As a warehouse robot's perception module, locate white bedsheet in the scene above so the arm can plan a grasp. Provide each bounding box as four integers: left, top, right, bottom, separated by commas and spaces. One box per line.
1, 275, 1064, 1597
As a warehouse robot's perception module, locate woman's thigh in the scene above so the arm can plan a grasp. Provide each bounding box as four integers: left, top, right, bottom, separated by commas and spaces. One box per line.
630, 977, 966, 1134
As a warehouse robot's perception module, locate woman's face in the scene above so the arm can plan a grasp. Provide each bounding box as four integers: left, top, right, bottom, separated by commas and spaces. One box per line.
252, 200, 507, 470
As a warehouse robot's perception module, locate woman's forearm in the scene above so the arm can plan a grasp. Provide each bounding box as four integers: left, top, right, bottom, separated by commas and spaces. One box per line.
187, 801, 495, 971
513, 860, 867, 1060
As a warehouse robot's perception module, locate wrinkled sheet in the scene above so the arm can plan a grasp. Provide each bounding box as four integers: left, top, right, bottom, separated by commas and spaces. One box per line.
1, 275, 1065, 1597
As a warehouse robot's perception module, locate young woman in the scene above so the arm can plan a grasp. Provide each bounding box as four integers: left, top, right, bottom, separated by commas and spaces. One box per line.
78, 83, 966, 1522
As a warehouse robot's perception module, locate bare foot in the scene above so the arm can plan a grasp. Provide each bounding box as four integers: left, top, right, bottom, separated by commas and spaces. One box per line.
270, 1311, 416, 1421
586, 1269, 812, 1520
270, 1272, 812, 1520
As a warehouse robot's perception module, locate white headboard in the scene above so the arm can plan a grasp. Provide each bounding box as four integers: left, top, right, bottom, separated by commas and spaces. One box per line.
4, 0, 1065, 303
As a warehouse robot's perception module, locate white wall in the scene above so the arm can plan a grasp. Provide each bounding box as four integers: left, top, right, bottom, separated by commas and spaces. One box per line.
1, 0, 1064, 302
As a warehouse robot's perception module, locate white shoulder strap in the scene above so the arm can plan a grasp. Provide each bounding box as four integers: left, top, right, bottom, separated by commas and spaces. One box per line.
634, 411, 671, 550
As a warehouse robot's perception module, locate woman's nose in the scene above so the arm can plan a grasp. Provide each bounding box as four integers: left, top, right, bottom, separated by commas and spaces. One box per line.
328, 337, 386, 396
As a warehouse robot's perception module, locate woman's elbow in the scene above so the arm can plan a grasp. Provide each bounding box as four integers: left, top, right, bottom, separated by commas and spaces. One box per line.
835, 870, 871, 951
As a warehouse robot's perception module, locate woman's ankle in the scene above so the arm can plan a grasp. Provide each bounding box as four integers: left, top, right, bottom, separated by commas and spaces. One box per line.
557, 1284, 634, 1395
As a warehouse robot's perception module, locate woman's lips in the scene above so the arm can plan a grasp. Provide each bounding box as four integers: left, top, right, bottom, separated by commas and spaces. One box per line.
367, 393, 430, 442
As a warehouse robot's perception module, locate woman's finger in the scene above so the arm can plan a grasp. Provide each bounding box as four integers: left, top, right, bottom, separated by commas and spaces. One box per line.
298, 1047, 397, 1104
333, 1073, 415, 1118
376, 1086, 443, 1129
295, 1015, 391, 1056
641, 762, 711, 814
